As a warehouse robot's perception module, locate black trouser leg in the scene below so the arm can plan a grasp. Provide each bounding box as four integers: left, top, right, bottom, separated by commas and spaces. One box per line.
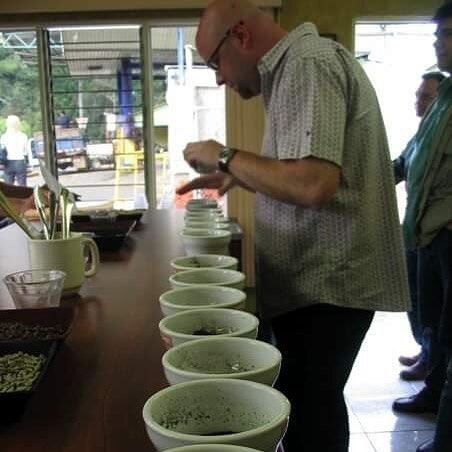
271, 304, 374, 452
418, 237, 449, 400
433, 347, 452, 452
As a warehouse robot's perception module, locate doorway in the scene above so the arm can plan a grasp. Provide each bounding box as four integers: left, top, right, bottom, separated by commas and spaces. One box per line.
354, 22, 437, 220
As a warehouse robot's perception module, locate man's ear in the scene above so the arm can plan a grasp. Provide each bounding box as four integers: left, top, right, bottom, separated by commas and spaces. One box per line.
231, 21, 252, 49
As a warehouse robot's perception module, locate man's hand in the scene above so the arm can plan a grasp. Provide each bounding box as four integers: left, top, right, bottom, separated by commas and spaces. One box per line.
176, 171, 236, 196
183, 140, 223, 174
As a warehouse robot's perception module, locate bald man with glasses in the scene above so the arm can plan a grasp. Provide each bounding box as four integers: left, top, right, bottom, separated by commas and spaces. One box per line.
178, 1, 410, 450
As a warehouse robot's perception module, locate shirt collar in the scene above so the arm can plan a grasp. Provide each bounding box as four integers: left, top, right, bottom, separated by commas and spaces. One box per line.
258, 23, 319, 76
438, 76, 452, 95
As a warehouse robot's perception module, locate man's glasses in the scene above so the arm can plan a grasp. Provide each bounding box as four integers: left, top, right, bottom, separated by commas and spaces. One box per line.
206, 28, 232, 71
434, 28, 452, 40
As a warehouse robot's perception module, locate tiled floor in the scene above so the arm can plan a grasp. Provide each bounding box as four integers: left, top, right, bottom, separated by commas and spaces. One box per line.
345, 312, 436, 452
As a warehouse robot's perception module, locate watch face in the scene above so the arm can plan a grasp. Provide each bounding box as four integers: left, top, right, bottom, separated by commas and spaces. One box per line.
218, 147, 234, 172
220, 148, 229, 161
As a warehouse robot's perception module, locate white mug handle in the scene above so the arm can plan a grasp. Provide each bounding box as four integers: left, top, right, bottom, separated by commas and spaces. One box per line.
81, 236, 100, 277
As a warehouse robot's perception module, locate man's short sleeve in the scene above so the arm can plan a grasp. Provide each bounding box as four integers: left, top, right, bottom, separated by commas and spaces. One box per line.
276, 56, 347, 167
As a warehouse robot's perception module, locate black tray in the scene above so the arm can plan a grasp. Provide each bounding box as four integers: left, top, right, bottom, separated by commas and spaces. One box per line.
72, 209, 144, 225
0, 341, 57, 422
0, 306, 75, 344
71, 217, 137, 251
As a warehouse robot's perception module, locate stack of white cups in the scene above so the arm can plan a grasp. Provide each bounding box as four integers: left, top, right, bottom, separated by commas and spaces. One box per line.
142, 198, 290, 452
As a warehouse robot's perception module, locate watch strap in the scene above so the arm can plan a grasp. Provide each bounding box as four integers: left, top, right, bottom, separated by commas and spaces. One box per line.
218, 147, 237, 173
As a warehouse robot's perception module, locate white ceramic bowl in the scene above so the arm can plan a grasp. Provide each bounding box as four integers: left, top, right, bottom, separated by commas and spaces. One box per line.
166, 445, 263, 452
158, 308, 259, 348
142, 378, 290, 452
185, 210, 223, 219
185, 216, 231, 225
186, 204, 221, 213
169, 269, 245, 290
170, 255, 238, 272
182, 227, 227, 235
162, 337, 282, 386
186, 199, 218, 209
159, 286, 246, 317
183, 221, 230, 230
180, 229, 231, 256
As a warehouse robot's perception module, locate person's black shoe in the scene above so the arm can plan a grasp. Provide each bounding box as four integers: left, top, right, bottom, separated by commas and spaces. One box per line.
399, 352, 421, 367
399, 359, 428, 381
416, 439, 434, 452
392, 389, 439, 414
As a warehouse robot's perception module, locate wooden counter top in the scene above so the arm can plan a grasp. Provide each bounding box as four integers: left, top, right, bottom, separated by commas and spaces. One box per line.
0, 209, 186, 452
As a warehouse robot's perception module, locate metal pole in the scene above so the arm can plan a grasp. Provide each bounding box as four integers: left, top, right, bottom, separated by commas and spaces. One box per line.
140, 25, 157, 209
78, 80, 83, 118
36, 28, 57, 176
176, 27, 185, 85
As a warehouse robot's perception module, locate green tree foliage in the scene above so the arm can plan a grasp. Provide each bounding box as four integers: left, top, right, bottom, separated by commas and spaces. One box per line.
0, 46, 40, 136
51, 63, 78, 126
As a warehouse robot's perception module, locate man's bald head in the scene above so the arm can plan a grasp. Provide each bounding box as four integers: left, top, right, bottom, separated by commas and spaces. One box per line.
196, 0, 286, 99
196, 0, 261, 58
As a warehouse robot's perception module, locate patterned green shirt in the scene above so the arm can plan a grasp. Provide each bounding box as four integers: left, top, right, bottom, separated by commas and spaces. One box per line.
404, 78, 452, 249
255, 23, 410, 319
403, 79, 452, 249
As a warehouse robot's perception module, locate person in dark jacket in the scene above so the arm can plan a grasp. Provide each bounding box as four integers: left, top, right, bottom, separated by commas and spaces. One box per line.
393, 71, 445, 382
393, 4, 452, 452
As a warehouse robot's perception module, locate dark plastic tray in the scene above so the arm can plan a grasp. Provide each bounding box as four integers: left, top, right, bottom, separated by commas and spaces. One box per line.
72, 209, 144, 225
71, 217, 137, 251
0, 306, 75, 344
0, 341, 57, 422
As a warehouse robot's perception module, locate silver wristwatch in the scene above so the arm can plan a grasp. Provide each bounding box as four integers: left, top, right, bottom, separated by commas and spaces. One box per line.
218, 147, 237, 173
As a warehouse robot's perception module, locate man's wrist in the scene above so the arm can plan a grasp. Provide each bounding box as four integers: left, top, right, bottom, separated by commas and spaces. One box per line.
217, 147, 237, 173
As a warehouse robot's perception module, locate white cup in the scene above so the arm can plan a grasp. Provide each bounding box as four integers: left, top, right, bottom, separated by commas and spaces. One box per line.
159, 286, 246, 317
162, 337, 282, 386
183, 220, 230, 230
28, 232, 100, 295
142, 378, 290, 452
170, 255, 238, 272
166, 445, 263, 452
185, 200, 219, 211
180, 229, 231, 256
169, 268, 245, 290
158, 308, 259, 348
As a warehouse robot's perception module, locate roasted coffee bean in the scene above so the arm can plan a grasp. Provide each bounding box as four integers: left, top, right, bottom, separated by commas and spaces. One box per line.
0, 322, 66, 341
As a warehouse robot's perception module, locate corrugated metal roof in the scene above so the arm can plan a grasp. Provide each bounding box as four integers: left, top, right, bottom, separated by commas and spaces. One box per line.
61, 26, 198, 77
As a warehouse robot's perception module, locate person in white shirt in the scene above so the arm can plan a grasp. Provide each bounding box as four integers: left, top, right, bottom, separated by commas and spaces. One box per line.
0, 115, 29, 186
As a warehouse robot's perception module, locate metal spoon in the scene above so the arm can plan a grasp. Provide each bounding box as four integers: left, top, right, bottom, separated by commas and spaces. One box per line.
48, 191, 59, 240
60, 188, 74, 239
33, 185, 50, 239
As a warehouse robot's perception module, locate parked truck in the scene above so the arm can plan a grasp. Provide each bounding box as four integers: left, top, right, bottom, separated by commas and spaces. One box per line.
31, 127, 89, 172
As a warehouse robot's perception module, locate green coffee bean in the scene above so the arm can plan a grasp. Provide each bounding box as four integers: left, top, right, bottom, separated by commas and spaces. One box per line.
0, 352, 46, 392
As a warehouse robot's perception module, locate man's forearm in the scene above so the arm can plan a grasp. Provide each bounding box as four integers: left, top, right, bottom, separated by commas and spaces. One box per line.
227, 150, 340, 207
